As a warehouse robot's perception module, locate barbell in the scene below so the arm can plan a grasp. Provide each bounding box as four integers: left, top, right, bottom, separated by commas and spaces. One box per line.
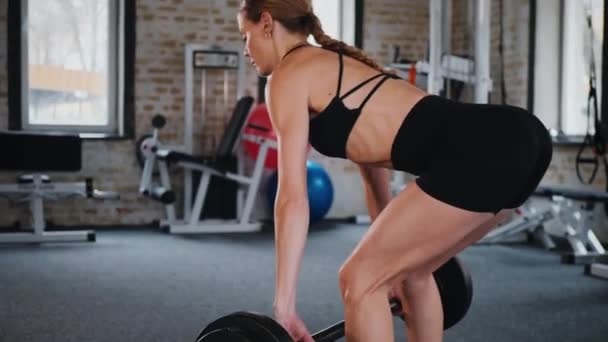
195, 256, 473, 341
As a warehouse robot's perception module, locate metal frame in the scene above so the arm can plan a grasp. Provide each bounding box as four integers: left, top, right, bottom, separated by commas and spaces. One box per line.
391, 0, 492, 102
428, 0, 444, 95
478, 205, 556, 249
553, 196, 608, 265
184, 43, 246, 220
429, 0, 491, 102
473, 0, 491, 103
479, 186, 608, 269
0, 174, 95, 244
164, 136, 276, 234
139, 132, 277, 234
529, 185, 608, 265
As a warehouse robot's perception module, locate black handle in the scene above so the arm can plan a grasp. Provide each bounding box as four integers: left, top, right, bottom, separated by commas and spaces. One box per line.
312, 321, 345, 342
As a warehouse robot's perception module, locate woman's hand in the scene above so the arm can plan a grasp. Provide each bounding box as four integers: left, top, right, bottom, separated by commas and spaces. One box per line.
274, 310, 314, 342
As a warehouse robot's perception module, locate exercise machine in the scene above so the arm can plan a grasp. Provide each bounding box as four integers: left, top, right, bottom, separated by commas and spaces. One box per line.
477, 203, 556, 249
390, 0, 492, 104
479, 185, 608, 266
0, 131, 117, 243
532, 185, 608, 266
195, 256, 472, 341
139, 96, 278, 234
139, 43, 280, 234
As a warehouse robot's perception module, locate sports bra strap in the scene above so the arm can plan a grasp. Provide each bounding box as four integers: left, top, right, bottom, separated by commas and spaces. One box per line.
358, 76, 391, 110
336, 51, 344, 95
339, 73, 386, 100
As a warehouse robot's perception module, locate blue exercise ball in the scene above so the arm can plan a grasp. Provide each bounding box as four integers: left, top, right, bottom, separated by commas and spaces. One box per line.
267, 161, 334, 223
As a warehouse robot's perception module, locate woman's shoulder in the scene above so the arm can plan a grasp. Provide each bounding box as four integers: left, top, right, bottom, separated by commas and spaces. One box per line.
275, 46, 337, 75
270, 46, 337, 89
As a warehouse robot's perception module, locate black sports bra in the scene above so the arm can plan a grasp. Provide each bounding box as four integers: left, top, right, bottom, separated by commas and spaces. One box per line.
306, 49, 397, 158
280, 44, 397, 159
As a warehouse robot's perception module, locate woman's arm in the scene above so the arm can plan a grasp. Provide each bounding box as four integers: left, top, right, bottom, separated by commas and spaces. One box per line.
265, 69, 311, 316
358, 164, 392, 222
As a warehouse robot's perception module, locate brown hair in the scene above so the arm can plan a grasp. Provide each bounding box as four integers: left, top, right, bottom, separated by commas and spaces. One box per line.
240, 0, 386, 73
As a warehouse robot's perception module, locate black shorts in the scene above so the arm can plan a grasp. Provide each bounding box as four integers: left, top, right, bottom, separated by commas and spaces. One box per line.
390, 95, 553, 214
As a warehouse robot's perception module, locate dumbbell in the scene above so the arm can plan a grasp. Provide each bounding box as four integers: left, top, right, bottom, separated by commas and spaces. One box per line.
196, 256, 473, 342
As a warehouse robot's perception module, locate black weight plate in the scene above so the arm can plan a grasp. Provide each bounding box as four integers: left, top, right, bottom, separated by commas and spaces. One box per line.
433, 256, 473, 330
197, 311, 292, 342
239, 311, 293, 341
198, 328, 252, 342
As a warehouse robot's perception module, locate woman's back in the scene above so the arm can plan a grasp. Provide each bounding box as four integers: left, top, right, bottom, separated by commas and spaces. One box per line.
275, 46, 427, 167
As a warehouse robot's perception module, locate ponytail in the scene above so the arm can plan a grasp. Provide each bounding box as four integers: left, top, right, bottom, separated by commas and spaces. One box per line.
308, 14, 388, 74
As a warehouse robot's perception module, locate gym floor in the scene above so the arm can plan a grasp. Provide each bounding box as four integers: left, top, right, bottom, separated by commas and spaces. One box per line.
0, 223, 606, 342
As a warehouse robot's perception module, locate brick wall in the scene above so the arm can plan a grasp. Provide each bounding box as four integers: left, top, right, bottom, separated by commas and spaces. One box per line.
363, 0, 429, 63
0, 0, 605, 230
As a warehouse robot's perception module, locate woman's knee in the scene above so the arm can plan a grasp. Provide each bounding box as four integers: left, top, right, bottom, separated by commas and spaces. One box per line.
338, 260, 358, 302
338, 259, 387, 307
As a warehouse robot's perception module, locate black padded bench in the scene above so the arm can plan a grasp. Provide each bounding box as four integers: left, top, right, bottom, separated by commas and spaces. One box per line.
0, 131, 117, 244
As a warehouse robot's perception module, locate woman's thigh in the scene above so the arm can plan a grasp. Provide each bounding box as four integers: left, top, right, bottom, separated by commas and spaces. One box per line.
340, 181, 494, 296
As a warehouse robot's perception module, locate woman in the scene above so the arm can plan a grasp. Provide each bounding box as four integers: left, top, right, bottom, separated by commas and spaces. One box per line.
237, 1, 552, 341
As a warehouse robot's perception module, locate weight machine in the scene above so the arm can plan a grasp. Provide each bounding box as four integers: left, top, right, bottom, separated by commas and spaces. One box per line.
480, 184, 608, 279
138, 44, 277, 234
532, 185, 608, 266
390, 0, 492, 103
477, 204, 556, 249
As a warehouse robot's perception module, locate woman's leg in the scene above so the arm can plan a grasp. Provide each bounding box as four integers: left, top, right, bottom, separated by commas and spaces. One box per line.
393, 209, 515, 342
338, 182, 495, 342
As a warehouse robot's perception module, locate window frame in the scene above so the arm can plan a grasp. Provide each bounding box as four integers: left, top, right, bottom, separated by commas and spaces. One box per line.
7, 0, 135, 139
528, 0, 606, 145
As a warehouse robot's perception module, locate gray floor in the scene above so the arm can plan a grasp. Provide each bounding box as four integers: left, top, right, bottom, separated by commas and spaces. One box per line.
0, 224, 606, 342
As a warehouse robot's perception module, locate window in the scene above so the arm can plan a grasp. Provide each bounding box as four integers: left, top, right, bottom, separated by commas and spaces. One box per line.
310, 0, 358, 47
561, 0, 603, 136
531, 0, 605, 138
7, 0, 135, 138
